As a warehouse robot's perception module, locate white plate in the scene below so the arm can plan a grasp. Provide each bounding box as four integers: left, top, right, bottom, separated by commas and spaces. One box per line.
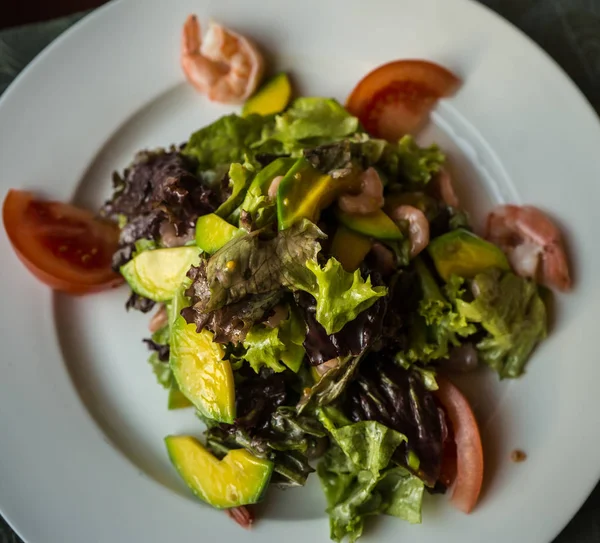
1, 0, 599, 542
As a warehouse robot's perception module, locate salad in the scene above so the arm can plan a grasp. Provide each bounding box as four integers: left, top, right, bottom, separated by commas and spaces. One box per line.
2, 16, 572, 543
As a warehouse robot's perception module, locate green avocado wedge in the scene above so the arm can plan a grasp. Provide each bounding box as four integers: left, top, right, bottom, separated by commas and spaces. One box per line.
169, 290, 235, 423
195, 213, 243, 254
330, 226, 372, 272
120, 246, 201, 302
242, 73, 292, 117
427, 228, 510, 281
165, 435, 273, 508
335, 208, 403, 241
167, 380, 193, 410
276, 158, 360, 230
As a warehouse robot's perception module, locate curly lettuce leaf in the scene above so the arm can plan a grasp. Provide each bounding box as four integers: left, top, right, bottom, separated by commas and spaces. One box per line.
242, 305, 307, 373
351, 134, 444, 185
243, 325, 287, 373
183, 113, 270, 170
447, 269, 547, 378
396, 258, 475, 366
181, 290, 281, 344
257, 98, 359, 152
301, 258, 387, 335
185, 219, 325, 313
394, 135, 445, 184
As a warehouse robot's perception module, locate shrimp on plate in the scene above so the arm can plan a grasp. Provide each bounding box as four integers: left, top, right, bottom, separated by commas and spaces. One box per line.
486, 204, 571, 291
181, 15, 264, 104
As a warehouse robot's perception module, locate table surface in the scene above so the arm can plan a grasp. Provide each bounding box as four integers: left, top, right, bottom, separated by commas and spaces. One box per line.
1, 1, 599, 541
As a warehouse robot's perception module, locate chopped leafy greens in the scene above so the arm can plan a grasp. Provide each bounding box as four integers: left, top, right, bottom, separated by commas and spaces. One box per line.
183, 114, 269, 170
447, 269, 547, 378
106, 89, 559, 543
317, 411, 424, 542
258, 98, 359, 152
302, 258, 387, 335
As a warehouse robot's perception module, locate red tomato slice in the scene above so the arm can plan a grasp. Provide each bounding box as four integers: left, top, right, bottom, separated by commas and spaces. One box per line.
434, 376, 484, 513
3, 189, 123, 294
346, 60, 461, 141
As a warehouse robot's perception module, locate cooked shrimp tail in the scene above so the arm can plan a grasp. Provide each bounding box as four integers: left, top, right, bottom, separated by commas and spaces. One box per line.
181, 15, 264, 104
486, 204, 571, 291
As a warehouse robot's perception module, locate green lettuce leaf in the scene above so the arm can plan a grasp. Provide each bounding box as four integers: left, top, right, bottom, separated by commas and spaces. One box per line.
147, 324, 171, 389
353, 134, 444, 185
183, 113, 269, 170
317, 414, 423, 542
318, 408, 406, 475
242, 305, 307, 373
301, 258, 387, 335
257, 98, 359, 152
447, 269, 547, 378
394, 135, 445, 184
242, 325, 287, 373
148, 353, 171, 389
396, 258, 476, 366
186, 219, 325, 312
133, 238, 158, 256
215, 162, 254, 219
297, 355, 363, 413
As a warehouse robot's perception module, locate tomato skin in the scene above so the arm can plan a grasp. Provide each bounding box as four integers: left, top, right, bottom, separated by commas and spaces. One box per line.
3, 190, 123, 294
434, 376, 484, 514
346, 60, 461, 140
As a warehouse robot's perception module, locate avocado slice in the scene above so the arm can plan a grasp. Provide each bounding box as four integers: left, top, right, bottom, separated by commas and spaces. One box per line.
196, 213, 243, 254
242, 73, 292, 117
277, 158, 360, 230
170, 291, 235, 423
165, 435, 273, 508
120, 246, 201, 302
427, 228, 510, 281
167, 380, 193, 410
335, 208, 403, 240
331, 226, 372, 272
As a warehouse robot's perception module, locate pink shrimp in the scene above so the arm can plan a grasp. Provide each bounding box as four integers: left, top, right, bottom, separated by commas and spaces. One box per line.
338, 167, 384, 215
181, 15, 264, 104
431, 168, 460, 208
226, 506, 254, 529
486, 205, 571, 291
148, 304, 167, 333
389, 204, 430, 257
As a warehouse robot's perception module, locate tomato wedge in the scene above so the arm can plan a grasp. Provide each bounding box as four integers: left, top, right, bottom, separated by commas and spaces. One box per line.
434, 376, 484, 513
346, 60, 461, 141
3, 189, 123, 294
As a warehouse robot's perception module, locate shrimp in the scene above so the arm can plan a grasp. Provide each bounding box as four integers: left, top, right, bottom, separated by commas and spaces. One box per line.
181, 15, 264, 104
431, 168, 460, 208
148, 304, 167, 333
226, 506, 254, 529
486, 205, 571, 291
390, 204, 430, 257
338, 167, 384, 215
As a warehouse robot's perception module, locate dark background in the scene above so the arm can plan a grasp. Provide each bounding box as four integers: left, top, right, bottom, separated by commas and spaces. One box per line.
1, 0, 108, 28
